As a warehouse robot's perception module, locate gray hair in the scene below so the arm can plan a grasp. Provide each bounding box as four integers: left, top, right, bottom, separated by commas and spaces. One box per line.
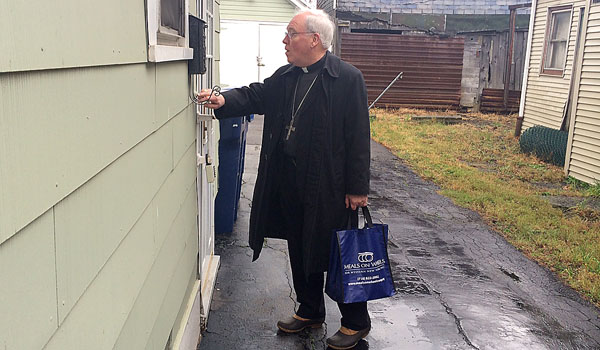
301, 9, 335, 50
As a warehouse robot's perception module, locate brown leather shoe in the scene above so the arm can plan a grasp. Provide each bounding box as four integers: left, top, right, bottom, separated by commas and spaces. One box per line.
326, 326, 370, 350
277, 314, 325, 333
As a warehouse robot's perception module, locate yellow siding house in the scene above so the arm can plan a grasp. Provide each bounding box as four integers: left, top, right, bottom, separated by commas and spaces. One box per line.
520, 0, 600, 183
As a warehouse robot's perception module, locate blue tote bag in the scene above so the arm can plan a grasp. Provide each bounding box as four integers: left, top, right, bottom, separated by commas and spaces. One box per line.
325, 207, 396, 303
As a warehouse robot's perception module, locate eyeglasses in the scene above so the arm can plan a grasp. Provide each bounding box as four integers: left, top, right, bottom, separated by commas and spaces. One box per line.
284, 31, 316, 40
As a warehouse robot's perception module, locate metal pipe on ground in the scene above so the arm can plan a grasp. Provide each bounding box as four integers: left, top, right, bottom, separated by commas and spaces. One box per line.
368, 72, 403, 110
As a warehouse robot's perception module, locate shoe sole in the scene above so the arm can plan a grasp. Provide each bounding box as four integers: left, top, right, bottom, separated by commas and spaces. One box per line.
277, 323, 323, 334
326, 331, 369, 350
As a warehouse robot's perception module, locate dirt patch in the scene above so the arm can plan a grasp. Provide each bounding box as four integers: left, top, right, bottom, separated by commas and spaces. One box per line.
542, 195, 600, 216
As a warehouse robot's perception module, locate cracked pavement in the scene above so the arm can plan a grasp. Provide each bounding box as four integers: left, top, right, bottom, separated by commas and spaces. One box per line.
198, 115, 600, 350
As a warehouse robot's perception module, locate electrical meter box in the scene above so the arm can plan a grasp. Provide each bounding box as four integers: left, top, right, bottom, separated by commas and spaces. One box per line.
188, 14, 207, 75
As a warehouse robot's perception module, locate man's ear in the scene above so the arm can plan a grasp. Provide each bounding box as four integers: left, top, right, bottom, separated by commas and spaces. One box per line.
312, 33, 321, 48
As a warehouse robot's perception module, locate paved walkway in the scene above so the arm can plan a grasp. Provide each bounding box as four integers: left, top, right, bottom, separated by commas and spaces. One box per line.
199, 115, 600, 350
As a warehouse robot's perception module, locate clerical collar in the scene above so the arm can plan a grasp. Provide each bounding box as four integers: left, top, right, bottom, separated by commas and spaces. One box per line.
299, 52, 328, 74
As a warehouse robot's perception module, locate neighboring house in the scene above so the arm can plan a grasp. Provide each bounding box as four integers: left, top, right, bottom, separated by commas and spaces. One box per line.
519, 0, 600, 184
219, 0, 316, 88
1, 0, 221, 349
318, 0, 531, 110
322, 0, 532, 38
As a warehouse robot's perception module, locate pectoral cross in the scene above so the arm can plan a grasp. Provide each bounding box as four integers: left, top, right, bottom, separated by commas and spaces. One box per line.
285, 71, 319, 142
285, 122, 296, 140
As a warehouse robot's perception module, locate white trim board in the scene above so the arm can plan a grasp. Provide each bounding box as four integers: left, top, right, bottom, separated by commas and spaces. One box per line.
172, 280, 202, 350
146, 0, 192, 62
200, 255, 221, 328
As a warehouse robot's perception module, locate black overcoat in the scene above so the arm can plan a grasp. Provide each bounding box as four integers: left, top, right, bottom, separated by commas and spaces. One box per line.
215, 53, 370, 274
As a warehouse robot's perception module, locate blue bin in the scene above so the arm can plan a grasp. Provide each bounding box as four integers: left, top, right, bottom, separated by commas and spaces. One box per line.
215, 115, 250, 234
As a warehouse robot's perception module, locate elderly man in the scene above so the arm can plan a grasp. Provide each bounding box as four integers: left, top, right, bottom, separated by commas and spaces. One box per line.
199, 9, 371, 350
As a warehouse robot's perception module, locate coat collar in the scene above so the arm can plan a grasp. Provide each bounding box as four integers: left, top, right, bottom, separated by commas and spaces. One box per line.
281, 51, 340, 78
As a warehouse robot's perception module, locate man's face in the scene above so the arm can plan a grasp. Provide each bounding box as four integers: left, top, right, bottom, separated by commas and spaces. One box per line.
283, 13, 315, 66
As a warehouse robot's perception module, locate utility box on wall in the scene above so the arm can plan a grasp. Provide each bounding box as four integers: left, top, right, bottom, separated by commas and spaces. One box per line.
189, 14, 207, 75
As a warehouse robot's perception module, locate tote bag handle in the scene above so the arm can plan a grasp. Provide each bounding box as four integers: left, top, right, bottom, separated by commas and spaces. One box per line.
345, 206, 374, 229
361, 206, 374, 228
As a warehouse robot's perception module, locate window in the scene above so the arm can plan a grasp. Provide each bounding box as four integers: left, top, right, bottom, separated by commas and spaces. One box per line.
158, 0, 185, 46
542, 6, 572, 75
147, 0, 193, 62
161, 0, 185, 37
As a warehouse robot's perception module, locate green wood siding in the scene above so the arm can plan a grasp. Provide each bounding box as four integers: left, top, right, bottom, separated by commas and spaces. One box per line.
45, 196, 157, 349
112, 148, 197, 350
220, 0, 296, 22
45, 177, 197, 350
156, 63, 191, 126
1, 0, 220, 347
1, 62, 199, 349
0, 210, 57, 350
54, 122, 174, 323
0, 0, 147, 73
145, 217, 199, 350
0, 64, 157, 245
0, 62, 190, 246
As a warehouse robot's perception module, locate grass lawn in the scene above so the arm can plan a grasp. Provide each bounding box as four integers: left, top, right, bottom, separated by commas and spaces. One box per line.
370, 108, 600, 306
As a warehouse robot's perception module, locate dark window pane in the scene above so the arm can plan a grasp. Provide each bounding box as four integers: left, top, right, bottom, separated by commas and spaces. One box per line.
162, 0, 184, 36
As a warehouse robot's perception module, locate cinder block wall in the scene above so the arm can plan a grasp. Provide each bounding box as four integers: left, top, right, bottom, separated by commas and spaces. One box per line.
460, 34, 482, 109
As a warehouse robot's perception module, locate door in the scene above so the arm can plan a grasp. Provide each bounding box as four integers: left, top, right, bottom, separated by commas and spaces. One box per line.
197, 0, 218, 297
220, 21, 259, 88
258, 23, 289, 82
220, 21, 289, 87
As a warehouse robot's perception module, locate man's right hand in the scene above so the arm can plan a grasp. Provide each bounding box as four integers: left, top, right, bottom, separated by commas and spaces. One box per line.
198, 89, 225, 109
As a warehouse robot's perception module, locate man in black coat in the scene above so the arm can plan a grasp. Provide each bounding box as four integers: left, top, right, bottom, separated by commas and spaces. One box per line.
199, 9, 371, 349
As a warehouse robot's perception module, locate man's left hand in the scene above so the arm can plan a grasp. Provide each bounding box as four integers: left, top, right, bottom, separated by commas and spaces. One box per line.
345, 194, 368, 210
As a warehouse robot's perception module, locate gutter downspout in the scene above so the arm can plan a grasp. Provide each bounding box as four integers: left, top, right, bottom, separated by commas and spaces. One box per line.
515, 0, 537, 137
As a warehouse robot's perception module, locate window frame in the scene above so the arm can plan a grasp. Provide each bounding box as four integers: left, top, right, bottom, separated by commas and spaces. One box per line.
541, 5, 573, 76
147, 0, 194, 62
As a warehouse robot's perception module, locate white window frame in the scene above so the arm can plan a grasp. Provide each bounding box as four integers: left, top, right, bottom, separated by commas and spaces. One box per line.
147, 0, 194, 62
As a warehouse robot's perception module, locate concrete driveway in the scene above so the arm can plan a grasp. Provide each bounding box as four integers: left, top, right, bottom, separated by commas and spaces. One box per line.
199, 115, 600, 350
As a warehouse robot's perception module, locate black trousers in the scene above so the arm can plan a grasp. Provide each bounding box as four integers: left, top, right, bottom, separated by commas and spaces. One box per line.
278, 154, 370, 331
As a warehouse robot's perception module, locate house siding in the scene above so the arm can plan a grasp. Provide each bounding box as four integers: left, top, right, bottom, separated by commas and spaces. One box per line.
0, 0, 147, 73
220, 0, 296, 21
568, 2, 600, 183
522, 0, 586, 130
0, 210, 58, 350
0, 1, 218, 349
0, 61, 199, 350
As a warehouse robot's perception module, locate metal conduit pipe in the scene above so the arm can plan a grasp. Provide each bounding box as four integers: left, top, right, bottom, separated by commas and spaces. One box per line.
516, 0, 537, 137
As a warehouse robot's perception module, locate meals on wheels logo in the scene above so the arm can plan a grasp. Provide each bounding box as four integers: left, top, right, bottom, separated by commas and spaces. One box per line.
343, 251, 385, 271
358, 251, 374, 263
